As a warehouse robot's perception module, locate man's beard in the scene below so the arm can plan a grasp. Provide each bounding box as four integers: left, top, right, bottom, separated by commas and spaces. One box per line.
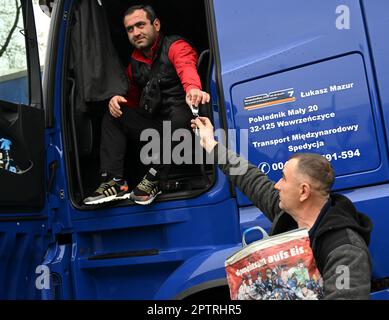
131, 35, 156, 50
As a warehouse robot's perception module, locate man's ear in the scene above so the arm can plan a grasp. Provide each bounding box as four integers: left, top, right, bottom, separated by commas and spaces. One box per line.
153, 18, 161, 32
299, 183, 311, 202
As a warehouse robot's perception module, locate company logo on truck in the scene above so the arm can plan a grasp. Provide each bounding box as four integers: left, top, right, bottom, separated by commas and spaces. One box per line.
244, 88, 296, 111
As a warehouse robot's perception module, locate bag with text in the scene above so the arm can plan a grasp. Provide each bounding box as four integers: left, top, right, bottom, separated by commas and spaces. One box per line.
225, 227, 324, 300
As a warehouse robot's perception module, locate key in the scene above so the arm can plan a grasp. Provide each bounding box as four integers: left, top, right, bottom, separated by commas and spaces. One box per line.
190, 105, 200, 136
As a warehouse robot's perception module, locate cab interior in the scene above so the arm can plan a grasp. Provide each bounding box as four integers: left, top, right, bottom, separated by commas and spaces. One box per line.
62, 0, 214, 208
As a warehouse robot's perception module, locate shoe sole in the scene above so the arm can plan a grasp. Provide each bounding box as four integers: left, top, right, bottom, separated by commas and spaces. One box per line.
132, 191, 162, 205
84, 192, 131, 205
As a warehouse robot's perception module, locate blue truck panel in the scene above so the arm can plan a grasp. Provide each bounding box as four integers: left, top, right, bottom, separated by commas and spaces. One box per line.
154, 245, 239, 299
361, 0, 389, 153
232, 53, 381, 181
213, 0, 389, 207
0, 222, 49, 299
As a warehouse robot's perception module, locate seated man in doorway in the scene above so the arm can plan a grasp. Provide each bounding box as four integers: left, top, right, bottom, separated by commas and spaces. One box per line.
84, 4, 210, 205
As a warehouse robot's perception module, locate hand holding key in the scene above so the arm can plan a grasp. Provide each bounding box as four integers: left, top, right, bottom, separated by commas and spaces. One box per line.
190, 105, 200, 136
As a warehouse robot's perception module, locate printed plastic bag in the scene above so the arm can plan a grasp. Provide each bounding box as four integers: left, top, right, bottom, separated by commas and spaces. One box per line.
225, 227, 324, 300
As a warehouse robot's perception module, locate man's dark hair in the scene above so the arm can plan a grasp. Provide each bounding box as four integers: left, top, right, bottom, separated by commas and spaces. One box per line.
289, 153, 335, 196
123, 4, 157, 23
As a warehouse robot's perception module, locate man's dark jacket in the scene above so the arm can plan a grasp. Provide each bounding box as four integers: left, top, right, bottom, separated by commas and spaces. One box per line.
131, 35, 187, 113
215, 144, 373, 299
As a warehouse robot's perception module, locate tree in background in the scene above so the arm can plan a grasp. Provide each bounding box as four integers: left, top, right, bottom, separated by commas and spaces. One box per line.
0, 0, 49, 77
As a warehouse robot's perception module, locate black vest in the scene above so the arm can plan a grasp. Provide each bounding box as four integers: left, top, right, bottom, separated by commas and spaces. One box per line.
131, 35, 187, 112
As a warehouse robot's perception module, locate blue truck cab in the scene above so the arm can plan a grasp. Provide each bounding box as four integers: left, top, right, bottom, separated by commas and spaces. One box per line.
0, 0, 388, 299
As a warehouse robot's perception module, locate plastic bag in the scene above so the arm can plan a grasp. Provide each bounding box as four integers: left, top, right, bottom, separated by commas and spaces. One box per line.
225, 227, 324, 300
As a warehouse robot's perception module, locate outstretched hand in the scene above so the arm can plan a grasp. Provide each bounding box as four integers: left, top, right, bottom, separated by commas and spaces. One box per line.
191, 117, 218, 153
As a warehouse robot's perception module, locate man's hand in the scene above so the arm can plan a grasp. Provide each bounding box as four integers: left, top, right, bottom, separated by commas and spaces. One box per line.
186, 88, 210, 107
191, 117, 218, 153
108, 95, 127, 118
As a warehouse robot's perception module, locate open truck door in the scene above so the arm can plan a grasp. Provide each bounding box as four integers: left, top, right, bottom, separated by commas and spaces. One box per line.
0, 0, 49, 299
31, 0, 240, 299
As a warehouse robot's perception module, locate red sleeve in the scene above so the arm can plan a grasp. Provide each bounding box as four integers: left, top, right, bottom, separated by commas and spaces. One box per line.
123, 63, 141, 108
168, 39, 202, 93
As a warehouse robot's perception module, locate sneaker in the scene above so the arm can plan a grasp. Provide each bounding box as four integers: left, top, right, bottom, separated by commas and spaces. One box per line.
130, 168, 161, 205
83, 179, 130, 205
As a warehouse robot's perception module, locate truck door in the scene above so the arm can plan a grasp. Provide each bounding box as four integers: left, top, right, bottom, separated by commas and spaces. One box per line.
0, 0, 49, 299
211, 0, 389, 206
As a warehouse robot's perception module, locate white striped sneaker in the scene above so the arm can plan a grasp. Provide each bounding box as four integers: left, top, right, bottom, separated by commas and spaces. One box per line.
83, 179, 130, 205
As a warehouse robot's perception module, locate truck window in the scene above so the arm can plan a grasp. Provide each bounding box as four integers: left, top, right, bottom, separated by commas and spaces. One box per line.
0, 0, 29, 105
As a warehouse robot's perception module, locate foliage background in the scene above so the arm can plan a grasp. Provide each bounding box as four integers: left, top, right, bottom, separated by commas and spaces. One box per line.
0, 0, 50, 76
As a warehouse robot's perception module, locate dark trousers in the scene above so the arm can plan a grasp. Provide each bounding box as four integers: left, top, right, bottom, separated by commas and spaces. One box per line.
100, 104, 194, 180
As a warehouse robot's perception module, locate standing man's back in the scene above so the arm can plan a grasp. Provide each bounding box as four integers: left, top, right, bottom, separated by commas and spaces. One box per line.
192, 116, 373, 299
